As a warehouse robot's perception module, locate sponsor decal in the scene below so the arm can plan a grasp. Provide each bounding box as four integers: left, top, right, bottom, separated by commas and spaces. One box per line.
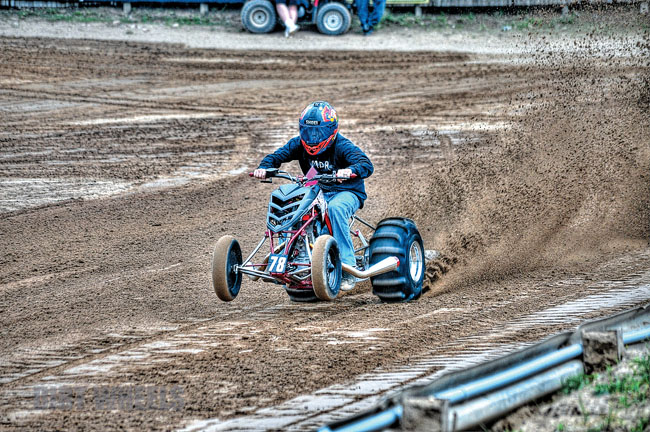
310, 160, 332, 171
321, 105, 337, 123
304, 120, 320, 125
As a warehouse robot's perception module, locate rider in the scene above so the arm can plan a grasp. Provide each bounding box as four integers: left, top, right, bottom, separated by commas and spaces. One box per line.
253, 101, 374, 292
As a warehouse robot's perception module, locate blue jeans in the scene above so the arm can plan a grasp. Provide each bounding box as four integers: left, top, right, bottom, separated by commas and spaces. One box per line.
324, 191, 360, 268
355, 0, 386, 29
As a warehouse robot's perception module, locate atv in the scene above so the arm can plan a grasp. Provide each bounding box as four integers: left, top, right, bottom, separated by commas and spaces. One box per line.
240, 0, 352, 36
211, 168, 425, 302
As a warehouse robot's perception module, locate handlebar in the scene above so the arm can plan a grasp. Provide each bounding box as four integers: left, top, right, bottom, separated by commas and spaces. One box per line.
248, 169, 357, 184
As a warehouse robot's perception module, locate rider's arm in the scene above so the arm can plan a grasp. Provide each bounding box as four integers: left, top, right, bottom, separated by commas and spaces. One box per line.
258, 138, 302, 170
338, 140, 374, 179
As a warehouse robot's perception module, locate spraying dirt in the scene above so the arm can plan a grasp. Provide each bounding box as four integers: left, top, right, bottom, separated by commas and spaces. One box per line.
392, 34, 650, 295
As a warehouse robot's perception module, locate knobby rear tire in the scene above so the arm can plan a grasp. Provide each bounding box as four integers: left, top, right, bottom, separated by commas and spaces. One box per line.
369, 218, 425, 302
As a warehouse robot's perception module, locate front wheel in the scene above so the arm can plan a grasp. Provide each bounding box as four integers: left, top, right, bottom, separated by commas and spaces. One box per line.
369, 218, 425, 302
212, 235, 243, 301
316, 3, 351, 36
312, 235, 342, 301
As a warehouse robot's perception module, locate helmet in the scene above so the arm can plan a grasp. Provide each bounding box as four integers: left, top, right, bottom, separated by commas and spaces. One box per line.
298, 101, 339, 156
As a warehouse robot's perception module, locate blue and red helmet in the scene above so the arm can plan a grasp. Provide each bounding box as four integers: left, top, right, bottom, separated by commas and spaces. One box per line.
299, 101, 339, 156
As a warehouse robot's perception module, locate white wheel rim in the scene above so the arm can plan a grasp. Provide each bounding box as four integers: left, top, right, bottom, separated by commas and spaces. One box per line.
323, 11, 343, 32
409, 241, 423, 281
251, 8, 270, 28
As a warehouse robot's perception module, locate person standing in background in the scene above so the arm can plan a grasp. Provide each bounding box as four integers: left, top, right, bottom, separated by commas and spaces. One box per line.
356, 0, 386, 35
275, 0, 299, 37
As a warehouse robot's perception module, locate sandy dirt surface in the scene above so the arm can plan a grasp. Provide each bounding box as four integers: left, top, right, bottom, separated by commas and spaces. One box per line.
0, 11, 649, 430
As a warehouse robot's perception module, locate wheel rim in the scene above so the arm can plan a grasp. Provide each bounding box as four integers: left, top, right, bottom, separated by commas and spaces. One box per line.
323, 11, 343, 32
326, 247, 340, 295
409, 241, 423, 282
251, 8, 270, 29
227, 246, 241, 296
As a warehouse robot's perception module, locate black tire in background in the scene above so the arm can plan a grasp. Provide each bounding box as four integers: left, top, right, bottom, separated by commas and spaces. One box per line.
241, 0, 277, 34
316, 2, 351, 36
284, 286, 318, 302
368, 218, 425, 302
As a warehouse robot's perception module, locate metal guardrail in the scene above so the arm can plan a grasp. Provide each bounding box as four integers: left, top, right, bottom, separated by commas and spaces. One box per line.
318, 304, 650, 432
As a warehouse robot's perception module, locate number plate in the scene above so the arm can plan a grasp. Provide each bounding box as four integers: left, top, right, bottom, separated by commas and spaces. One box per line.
267, 254, 289, 274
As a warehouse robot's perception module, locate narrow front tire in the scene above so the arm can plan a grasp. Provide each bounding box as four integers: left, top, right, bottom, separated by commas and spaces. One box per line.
212, 235, 243, 302
312, 235, 342, 301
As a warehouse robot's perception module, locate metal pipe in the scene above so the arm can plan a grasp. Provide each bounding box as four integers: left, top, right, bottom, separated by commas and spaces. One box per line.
623, 326, 650, 344
316, 325, 650, 432
237, 267, 275, 281
446, 361, 584, 432
242, 237, 267, 267
318, 405, 403, 432
434, 344, 583, 404
353, 215, 377, 231
342, 257, 399, 279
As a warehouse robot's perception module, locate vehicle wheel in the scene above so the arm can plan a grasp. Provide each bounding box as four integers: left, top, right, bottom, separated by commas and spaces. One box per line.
316, 2, 351, 36
285, 286, 318, 302
241, 0, 277, 34
369, 218, 425, 302
212, 235, 243, 301
312, 235, 342, 301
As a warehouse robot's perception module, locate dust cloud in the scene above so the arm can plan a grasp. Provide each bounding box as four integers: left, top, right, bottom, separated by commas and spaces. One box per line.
398, 33, 650, 293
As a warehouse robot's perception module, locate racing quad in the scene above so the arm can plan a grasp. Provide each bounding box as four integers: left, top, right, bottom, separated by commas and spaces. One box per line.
211, 168, 425, 303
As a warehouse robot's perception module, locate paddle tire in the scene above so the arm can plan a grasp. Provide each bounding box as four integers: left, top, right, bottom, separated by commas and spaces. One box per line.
369, 218, 425, 302
241, 0, 277, 34
212, 235, 243, 302
316, 2, 351, 36
312, 235, 342, 301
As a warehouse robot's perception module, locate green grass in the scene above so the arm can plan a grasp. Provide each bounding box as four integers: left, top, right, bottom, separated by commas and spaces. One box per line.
632, 418, 650, 432
13, 8, 111, 23
381, 11, 418, 27
592, 353, 650, 406
4, 6, 236, 28
562, 372, 595, 394
558, 354, 650, 432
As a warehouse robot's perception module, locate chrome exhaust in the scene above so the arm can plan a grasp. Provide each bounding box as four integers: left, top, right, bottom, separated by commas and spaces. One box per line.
342, 256, 400, 279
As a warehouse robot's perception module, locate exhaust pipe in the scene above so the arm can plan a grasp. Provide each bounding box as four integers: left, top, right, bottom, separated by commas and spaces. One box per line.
342, 256, 400, 279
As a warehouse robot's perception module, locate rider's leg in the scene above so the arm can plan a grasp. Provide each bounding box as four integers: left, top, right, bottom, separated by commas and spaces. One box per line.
355, 0, 370, 31
368, 0, 386, 28
288, 5, 298, 24
324, 191, 360, 267
276, 3, 291, 23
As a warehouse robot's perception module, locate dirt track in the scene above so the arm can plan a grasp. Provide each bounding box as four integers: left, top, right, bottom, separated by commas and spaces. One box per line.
1, 19, 649, 430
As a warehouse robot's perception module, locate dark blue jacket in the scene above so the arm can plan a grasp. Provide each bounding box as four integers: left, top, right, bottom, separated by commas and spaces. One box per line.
258, 134, 374, 207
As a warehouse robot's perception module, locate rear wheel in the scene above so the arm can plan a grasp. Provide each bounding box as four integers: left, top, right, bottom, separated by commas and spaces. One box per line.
241, 0, 277, 34
212, 235, 243, 301
312, 235, 342, 301
316, 3, 351, 36
369, 218, 425, 302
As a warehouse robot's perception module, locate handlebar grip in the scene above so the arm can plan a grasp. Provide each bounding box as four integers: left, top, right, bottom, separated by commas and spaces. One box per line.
249, 173, 254, 177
